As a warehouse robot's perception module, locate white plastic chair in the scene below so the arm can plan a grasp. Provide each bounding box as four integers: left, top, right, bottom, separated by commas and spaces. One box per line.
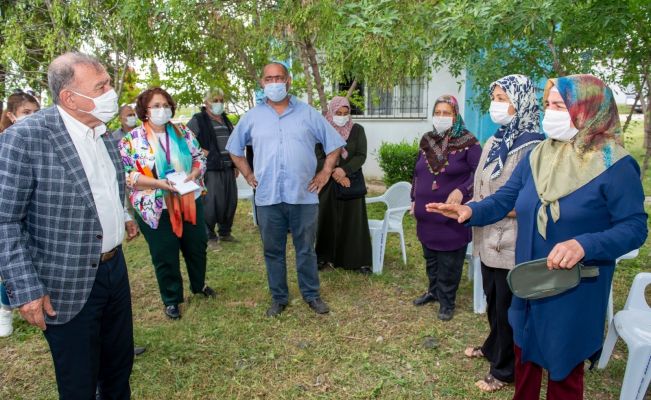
365, 181, 412, 274
598, 272, 651, 400
236, 177, 257, 226
465, 242, 486, 314
608, 249, 641, 324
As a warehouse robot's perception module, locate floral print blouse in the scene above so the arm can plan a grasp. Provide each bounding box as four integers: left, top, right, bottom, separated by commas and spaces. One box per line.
118, 123, 206, 229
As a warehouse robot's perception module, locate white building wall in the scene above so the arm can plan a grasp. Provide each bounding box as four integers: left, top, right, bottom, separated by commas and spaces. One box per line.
354, 68, 466, 179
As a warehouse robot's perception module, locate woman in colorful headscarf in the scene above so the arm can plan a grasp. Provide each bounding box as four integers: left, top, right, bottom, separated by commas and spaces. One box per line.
119, 87, 216, 320
427, 75, 647, 399
411, 95, 481, 321
315, 96, 372, 274
463, 75, 545, 392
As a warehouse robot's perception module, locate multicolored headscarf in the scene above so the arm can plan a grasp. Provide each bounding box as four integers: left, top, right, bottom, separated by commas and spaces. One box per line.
326, 96, 354, 159
420, 95, 478, 175
484, 74, 545, 179
530, 74, 629, 239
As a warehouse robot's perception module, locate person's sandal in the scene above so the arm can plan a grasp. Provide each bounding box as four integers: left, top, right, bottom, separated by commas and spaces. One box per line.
475, 373, 508, 392
464, 346, 484, 358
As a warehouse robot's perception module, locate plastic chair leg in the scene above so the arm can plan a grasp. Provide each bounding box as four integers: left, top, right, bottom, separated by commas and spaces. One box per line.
472, 257, 486, 314
607, 282, 614, 326
370, 230, 384, 274
619, 345, 651, 400
598, 319, 619, 369
399, 232, 406, 265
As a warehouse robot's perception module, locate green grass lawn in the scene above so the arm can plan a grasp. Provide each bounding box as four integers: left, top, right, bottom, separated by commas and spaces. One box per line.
1, 127, 650, 399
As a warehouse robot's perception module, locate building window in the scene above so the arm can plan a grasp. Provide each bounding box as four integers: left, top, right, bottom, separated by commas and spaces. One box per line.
337, 77, 428, 119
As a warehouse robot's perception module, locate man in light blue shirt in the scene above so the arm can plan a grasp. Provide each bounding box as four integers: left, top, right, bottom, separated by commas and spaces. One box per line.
227, 62, 344, 317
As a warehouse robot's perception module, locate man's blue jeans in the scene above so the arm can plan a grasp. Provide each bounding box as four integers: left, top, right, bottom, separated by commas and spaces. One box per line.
256, 203, 320, 304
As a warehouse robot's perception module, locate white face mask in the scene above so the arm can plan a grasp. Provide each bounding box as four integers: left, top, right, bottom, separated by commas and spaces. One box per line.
149, 107, 172, 126
125, 115, 137, 128
489, 101, 514, 126
14, 115, 29, 123
542, 109, 579, 142
210, 102, 224, 115
332, 115, 349, 127
432, 116, 453, 134
73, 88, 119, 123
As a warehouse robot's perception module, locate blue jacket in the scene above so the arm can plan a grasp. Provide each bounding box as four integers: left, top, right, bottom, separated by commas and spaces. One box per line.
469, 152, 647, 380
0, 106, 125, 325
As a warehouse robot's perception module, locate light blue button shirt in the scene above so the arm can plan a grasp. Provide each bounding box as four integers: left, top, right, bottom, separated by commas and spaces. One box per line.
226, 96, 345, 206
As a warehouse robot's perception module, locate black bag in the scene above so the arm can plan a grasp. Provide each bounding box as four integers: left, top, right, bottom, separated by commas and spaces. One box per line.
335, 169, 367, 200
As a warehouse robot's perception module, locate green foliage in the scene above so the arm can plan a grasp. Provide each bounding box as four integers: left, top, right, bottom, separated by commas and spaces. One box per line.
377, 140, 419, 186
226, 113, 240, 126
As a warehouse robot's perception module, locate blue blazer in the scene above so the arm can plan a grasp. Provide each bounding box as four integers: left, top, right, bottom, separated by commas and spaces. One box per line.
0, 106, 125, 325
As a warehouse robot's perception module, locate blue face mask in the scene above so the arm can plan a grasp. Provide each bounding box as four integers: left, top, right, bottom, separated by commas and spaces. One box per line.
264, 82, 288, 102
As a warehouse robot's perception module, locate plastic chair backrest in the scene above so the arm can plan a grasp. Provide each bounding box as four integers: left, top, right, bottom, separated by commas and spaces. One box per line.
383, 182, 412, 209
624, 272, 651, 312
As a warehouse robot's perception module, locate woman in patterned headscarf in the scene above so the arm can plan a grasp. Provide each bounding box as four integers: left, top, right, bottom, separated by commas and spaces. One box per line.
427, 74, 647, 399
411, 95, 481, 321
463, 75, 545, 393
315, 96, 372, 274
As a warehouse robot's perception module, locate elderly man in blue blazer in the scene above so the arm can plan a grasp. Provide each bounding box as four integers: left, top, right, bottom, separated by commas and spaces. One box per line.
0, 52, 139, 399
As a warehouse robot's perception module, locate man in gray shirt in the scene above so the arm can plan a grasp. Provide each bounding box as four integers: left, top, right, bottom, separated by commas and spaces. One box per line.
187, 88, 238, 246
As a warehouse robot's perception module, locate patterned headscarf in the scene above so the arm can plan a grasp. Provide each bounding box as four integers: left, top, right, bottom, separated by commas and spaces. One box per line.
530, 74, 629, 239
326, 96, 354, 158
420, 95, 478, 175
484, 74, 545, 179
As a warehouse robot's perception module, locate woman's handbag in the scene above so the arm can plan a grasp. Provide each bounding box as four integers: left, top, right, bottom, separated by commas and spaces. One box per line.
335, 169, 367, 200
507, 258, 599, 300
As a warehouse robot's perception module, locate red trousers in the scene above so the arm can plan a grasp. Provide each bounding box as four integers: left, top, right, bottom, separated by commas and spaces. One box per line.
513, 345, 584, 400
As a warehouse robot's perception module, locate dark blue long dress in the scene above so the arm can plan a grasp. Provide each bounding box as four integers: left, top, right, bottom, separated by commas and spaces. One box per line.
468, 153, 647, 380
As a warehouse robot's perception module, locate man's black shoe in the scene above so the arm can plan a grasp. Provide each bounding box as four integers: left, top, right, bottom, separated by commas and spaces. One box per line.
358, 266, 373, 275
165, 305, 181, 320
220, 235, 238, 243
413, 292, 437, 306
307, 298, 330, 314
438, 308, 455, 321
265, 302, 287, 317
201, 285, 217, 298
134, 346, 146, 356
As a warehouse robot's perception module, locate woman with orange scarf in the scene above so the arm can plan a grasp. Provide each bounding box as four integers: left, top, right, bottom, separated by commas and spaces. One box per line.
119, 87, 216, 320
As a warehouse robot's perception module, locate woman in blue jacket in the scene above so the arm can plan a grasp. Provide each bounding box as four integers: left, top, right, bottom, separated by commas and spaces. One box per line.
427, 74, 647, 400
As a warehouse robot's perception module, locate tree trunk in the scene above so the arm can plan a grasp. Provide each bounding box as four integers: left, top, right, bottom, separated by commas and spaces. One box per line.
346, 79, 358, 99
298, 45, 314, 106
641, 73, 651, 180
305, 40, 328, 115
0, 63, 5, 115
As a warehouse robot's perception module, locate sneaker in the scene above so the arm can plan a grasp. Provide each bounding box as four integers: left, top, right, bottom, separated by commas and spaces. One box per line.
307, 298, 330, 314
164, 305, 181, 320
201, 285, 217, 299
265, 302, 287, 317
0, 308, 13, 337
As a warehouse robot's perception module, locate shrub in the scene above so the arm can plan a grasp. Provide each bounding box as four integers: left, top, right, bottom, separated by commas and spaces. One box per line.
377, 139, 419, 186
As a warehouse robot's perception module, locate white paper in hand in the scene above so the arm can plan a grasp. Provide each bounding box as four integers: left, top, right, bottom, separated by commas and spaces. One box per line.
166, 171, 201, 195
